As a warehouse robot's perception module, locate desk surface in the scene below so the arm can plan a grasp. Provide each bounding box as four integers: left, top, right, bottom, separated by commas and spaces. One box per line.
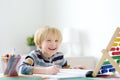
0, 77, 119, 80
0, 74, 120, 80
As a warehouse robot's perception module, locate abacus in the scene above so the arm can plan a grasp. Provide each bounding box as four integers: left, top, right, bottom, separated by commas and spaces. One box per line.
92, 27, 120, 77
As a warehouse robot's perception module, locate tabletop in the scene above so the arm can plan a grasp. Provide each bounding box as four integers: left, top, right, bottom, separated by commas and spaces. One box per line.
0, 73, 120, 80
0, 77, 120, 80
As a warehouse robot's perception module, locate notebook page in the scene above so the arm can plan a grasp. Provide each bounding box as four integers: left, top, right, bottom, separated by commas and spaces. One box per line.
33, 69, 92, 78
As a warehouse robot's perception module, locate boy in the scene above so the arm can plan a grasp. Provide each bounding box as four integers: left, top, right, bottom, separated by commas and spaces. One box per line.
20, 25, 67, 75
20, 25, 85, 75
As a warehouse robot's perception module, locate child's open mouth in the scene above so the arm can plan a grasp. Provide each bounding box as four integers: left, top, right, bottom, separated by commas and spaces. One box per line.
48, 48, 56, 50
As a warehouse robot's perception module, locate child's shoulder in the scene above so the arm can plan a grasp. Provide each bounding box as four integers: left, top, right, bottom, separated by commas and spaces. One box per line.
28, 49, 41, 56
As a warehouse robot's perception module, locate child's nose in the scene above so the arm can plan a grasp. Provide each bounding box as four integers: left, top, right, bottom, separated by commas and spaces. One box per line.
51, 41, 56, 45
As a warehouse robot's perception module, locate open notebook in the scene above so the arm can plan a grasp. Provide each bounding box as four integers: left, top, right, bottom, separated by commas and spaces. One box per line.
33, 69, 93, 78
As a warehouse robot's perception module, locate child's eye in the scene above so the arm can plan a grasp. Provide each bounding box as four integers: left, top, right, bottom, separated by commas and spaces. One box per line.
55, 40, 58, 42
47, 40, 51, 42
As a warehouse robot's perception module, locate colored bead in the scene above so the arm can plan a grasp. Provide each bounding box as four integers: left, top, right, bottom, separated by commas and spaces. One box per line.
109, 68, 115, 72
101, 65, 113, 69
101, 69, 108, 73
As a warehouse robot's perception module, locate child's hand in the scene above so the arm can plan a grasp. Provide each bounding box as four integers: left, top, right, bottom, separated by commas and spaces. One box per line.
46, 65, 60, 75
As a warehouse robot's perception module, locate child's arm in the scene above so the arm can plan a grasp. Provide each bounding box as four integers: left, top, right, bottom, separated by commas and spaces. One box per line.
33, 65, 60, 75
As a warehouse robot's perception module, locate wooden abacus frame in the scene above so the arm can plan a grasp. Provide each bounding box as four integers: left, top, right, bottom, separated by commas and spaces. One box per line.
92, 27, 120, 77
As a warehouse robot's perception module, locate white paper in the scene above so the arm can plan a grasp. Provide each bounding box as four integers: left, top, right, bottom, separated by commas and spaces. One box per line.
33, 69, 92, 79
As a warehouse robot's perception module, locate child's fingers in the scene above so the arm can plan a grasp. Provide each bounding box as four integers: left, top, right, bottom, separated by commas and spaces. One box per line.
54, 65, 60, 71
49, 66, 60, 75
54, 65, 61, 68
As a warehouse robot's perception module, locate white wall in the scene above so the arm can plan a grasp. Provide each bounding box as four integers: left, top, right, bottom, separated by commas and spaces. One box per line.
42, 0, 120, 59
0, 0, 120, 59
0, 0, 43, 55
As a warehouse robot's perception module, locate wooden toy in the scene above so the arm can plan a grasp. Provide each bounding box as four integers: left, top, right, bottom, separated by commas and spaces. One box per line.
92, 27, 120, 77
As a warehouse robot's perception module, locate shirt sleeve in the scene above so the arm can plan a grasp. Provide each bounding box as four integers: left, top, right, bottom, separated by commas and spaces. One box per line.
20, 51, 36, 75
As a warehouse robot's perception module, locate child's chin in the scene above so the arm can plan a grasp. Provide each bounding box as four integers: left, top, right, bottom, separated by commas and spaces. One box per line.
49, 51, 56, 54
49, 49, 57, 52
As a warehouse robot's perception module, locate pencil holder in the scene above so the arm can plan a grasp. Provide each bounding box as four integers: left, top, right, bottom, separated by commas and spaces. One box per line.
1, 54, 21, 76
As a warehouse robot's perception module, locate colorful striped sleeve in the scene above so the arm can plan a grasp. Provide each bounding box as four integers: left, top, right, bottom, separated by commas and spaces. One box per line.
20, 51, 36, 75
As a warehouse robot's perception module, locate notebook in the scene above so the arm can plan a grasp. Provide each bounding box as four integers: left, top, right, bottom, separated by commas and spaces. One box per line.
33, 69, 93, 79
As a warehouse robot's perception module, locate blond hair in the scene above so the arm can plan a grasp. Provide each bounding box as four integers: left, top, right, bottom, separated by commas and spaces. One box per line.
34, 25, 62, 49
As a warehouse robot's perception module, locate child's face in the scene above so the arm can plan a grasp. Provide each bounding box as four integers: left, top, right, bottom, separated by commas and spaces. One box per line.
41, 34, 61, 57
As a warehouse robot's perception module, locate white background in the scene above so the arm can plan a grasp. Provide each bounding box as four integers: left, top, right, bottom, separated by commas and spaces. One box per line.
0, 0, 120, 59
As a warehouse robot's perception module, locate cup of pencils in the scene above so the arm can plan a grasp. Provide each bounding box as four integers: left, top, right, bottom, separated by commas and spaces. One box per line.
1, 54, 21, 76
